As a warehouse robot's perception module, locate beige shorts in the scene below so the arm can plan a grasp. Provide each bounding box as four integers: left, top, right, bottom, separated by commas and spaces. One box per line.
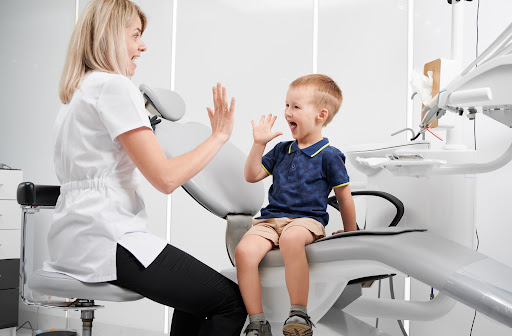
244, 217, 326, 246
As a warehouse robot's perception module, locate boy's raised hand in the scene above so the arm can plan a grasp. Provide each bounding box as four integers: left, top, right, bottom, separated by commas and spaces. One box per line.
251, 114, 283, 146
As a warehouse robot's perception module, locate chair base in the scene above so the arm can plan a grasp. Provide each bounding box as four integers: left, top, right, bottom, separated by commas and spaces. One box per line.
22, 299, 98, 336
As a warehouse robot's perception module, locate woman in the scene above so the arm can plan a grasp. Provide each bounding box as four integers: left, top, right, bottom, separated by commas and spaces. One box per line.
46, 0, 246, 335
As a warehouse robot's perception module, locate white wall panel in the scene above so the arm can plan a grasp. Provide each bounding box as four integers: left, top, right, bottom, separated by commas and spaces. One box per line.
172, 0, 313, 272
0, 0, 75, 327
318, 0, 410, 184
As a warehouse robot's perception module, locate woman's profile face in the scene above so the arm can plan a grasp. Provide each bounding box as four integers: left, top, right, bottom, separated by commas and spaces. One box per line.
125, 16, 146, 76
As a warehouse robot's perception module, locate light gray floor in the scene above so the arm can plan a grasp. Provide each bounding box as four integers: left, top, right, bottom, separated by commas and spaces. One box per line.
16, 329, 32, 336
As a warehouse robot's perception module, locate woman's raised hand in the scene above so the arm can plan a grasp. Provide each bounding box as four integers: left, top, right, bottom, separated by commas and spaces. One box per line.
251, 114, 283, 146
206, 82, 235, 143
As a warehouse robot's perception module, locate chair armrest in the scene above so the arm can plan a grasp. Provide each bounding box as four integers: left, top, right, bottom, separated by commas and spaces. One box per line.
328, 190, 404, 227
17, 182, 61, 207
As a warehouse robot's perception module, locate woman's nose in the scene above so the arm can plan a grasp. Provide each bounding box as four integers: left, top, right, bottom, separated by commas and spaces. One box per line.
139, 40, 147, 52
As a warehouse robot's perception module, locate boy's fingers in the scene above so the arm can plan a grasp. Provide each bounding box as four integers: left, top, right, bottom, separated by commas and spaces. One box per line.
271, 132, 283, 140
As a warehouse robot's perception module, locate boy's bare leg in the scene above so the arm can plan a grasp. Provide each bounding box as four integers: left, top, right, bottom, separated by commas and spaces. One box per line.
235, 234, 274, 315
279, 226, 315, 306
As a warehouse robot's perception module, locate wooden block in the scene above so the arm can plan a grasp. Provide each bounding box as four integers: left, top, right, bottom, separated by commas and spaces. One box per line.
423, 59, 441, 128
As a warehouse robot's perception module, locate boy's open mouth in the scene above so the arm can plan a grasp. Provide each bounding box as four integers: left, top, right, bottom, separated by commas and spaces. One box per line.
289, 121, 297, 132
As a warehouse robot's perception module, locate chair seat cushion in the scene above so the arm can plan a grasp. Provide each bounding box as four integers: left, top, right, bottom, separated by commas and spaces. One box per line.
28, 269, 143, 302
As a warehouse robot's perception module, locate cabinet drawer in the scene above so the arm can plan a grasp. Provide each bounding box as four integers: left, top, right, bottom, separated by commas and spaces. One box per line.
0, 200, 20, 230
0, 170, 22, 200
0, 230, 20, 259
0, 288, 19, 329
0, 259, 19, 290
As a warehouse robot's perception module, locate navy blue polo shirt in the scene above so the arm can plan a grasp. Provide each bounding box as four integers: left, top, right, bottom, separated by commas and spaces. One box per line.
258, 137, 350, 227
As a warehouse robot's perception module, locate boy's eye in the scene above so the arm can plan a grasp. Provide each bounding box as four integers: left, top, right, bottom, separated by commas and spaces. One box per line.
286, 104, 289, 107
295, 106, 299, 109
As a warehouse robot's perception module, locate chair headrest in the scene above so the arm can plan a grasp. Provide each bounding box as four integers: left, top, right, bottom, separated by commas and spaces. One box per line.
140, 84, 186, 121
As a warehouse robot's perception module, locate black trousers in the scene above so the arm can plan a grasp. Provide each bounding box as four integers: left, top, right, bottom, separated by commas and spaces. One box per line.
109, 244, 247, 336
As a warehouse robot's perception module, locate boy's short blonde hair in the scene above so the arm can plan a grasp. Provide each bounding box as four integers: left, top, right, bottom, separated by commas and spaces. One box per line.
290, 74, 343, 126
59, 0, 147, 104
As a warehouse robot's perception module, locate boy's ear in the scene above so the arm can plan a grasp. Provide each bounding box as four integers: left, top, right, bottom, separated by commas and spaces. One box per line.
317, 108, 329, 123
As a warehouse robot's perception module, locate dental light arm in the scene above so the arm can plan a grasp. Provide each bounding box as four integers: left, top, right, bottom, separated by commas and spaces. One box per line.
415, 21, 512, 139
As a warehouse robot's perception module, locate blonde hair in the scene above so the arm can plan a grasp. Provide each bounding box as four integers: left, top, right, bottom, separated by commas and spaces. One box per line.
59, 0, 146, 103
290, 74, 343, 126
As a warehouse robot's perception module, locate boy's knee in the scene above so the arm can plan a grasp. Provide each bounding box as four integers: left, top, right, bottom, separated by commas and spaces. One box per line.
280, 226, 312, 248
235, 235, 273, 267
234, 239, 259, 265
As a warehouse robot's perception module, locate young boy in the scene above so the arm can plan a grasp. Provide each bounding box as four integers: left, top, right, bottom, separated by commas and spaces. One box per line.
235, 74, 357, 336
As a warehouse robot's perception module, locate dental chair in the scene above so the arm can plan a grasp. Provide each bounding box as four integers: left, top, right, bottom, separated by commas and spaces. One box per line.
143, 85, 512, 335
16, 182, 143, 336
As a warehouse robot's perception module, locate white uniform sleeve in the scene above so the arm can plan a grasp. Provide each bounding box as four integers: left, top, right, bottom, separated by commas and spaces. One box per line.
97, 74, 151, 142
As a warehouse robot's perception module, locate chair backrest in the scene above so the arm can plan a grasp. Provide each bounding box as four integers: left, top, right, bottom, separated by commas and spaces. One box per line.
154, 120, 265, 218
142, 84, 265, 218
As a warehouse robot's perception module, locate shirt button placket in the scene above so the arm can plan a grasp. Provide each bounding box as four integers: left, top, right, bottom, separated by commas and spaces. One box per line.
288, 152, 299, 182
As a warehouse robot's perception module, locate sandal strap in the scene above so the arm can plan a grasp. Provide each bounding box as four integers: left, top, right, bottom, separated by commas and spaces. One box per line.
244, 321, 265, 334
285, 311, 315, 328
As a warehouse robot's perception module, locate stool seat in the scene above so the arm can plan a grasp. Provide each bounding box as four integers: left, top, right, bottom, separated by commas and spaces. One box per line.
28, 269, 143, 302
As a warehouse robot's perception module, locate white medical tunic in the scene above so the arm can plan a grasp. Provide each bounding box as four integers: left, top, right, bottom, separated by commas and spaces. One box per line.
44, 71, 168, 282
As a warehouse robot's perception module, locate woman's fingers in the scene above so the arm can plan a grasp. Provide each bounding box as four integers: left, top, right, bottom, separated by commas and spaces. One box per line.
212, 85, 218, 112
222, 86, 228, 111
206, 82, 235, 142
229, 97, 235, 115
206, 107, 214, 123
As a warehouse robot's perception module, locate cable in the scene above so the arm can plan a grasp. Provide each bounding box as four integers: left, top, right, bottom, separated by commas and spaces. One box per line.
476, 0, 480, 61
375, 279, 382, 328
474, 115, 477, 150
16, 320, 35, 333
389, 277, 408, 336
468, 230, 479, 334
469, 4, 481, 334
470, 311, 477, 335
